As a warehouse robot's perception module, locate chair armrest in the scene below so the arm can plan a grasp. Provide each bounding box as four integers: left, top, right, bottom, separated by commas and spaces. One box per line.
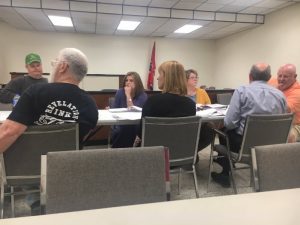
213, 128, 227, 139
251, 148, 260, 192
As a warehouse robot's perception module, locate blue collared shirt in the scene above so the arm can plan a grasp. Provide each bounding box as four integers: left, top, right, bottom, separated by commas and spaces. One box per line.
225, 81, 287, 135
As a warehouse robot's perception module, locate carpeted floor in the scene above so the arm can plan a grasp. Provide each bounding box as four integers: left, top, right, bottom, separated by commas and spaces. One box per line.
3, 147, 253, 218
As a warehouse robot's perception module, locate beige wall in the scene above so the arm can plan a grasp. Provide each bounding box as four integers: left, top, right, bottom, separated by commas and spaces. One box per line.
214, 3, 300, 88
0, 22, 215, 90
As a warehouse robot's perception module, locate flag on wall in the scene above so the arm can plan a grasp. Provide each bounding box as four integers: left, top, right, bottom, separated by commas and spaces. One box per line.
147, 42, 156, 90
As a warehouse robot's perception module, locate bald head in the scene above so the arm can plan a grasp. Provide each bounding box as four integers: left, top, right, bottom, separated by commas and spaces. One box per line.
277, 64, 297, 91
250, 63, 271, 81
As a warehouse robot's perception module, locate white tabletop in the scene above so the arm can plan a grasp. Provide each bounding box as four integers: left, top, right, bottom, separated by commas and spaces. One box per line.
2, 188, 299, 225
1, 108, 225, 125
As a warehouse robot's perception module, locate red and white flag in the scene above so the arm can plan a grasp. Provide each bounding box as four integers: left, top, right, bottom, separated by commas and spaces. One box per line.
147, 42, 156, 90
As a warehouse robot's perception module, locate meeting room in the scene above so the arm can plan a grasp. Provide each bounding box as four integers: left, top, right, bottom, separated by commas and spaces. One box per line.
0, 0, 300, 224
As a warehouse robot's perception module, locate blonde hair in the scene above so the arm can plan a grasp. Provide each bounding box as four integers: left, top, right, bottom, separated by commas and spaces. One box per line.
158, 61, 187, 95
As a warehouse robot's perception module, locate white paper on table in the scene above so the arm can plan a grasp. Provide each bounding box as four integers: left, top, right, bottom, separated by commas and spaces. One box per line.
196, 108, 217, 117
111, 112, 142, 120
109, 106, 142, 113
206, 104, 228, 109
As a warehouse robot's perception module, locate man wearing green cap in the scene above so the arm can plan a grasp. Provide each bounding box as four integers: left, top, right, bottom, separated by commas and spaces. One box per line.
0, 53, 48, 104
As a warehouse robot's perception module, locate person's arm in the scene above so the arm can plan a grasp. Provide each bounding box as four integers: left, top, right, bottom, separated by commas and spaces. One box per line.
285, 90, 300, 113
124, 86, 134, 107
0, 119, 27, 153
224, 89, 241, 130
0, 79, 21, 103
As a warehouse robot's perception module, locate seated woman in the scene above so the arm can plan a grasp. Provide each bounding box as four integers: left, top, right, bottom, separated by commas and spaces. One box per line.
141, 60, 195, 121
186, 69, 214, 155
186, 69, 211, 104
111, 72, 147, 148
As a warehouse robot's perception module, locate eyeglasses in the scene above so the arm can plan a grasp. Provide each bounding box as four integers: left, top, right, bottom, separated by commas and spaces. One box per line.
189, 76, 198, 80
51, 59, 67, 67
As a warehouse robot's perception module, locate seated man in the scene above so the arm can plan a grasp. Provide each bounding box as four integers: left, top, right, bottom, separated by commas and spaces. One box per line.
269, 64, 300, 142
0, 53, 48, 104
0, 48, 98, 150
212, 63, 287, 187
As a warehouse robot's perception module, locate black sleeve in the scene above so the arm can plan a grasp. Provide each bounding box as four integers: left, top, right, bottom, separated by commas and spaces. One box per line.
0, 79, 22, 103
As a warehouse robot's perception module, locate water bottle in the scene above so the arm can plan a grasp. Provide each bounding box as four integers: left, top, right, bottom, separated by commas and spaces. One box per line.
12, 94, 20, 107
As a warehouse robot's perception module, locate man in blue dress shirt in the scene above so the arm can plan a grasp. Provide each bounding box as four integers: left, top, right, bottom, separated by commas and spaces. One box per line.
212, 63, 287, 187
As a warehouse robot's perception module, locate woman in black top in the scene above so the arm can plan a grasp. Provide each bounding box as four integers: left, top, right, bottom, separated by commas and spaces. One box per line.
142, 60, 196, 118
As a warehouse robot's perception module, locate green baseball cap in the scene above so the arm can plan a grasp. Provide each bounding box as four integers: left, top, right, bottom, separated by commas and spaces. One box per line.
25, 53, 41, 65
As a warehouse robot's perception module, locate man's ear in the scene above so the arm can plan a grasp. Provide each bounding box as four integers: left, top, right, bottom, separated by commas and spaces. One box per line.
249, 74, 253, 82
59, 62, 68, 73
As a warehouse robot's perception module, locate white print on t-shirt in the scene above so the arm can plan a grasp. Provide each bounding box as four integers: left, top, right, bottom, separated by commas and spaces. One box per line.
35, 100, 79, 125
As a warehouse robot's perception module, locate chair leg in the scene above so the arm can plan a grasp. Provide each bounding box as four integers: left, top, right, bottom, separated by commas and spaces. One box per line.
177, 168, 182, 195
192, 165, 199, 198
10, 186, 15, 217
228, 159, 237, 194
207, 146, 214, 192
0, 183, 4, 219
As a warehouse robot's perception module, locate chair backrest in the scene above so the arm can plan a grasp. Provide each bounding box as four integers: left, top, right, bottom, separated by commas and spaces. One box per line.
43, 146, 169, 214
1, 123, 79, 185
238, 113, 294, 162
217, 93, 232, 105
251, 143, 300, 192
141, 116, 201, 167
108, 96, 115, 108
0, 103, 13, 110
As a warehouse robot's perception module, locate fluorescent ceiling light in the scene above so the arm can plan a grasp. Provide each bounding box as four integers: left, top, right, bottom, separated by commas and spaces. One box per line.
117, 20, 140, 30
174, 25, 202, 34
48, 15, 73, 27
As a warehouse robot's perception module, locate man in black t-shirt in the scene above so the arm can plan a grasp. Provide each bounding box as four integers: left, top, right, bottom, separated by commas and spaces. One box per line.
0, 48, 98, 152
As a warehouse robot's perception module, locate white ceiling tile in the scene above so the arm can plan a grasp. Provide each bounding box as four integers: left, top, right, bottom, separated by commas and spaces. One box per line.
171, 9, 193, 19
14, 8, 52, 27
219, 5, 247, 12
41, 0, 69, 10
123, 5, 147, 16
240, 6, 269, 14
255, 0, 289, 8
134, 17, 168, 36
44, 10, 71, 17
99, 0, 123, 4
206, 0, 234, 4
231, 0, 263, 7
148, 8, 170, 18
75, 23, 95, 33
149, 0, 179, 8
70, 2, 96, 13
194, 11, 215, 20
216, 12, 236, 21
71, 12, 96, 24
55, 26, 75, 32
124, 0, 152, 6
236, 14, 257, 23
173, 0, 207, 10
154, 18, 190, 33
12, 0, 40, 8
32, 25, 55, 32
0, 7, 33, 29
0, 0, 11, 6
196, 3, 224, 11
97, 3, 122, 14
